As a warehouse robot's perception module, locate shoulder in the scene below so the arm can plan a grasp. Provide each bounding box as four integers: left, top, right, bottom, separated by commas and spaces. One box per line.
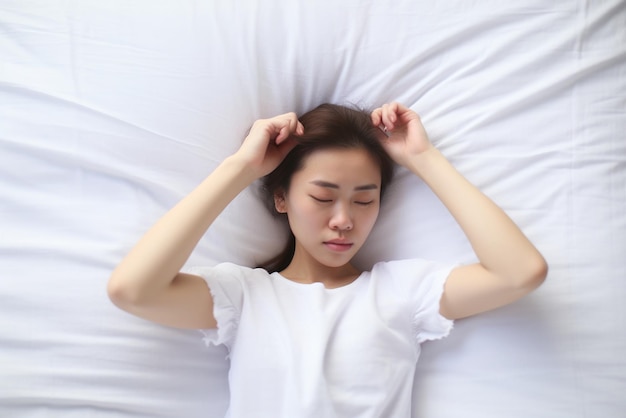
367, 258, 456, 299
365, 259, 455, 343
188, 262, 270, 281
370, 258, 455, 279
373, 259, 456, 340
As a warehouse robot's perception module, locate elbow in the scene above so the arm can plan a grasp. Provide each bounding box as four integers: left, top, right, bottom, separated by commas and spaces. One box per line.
107, 274, 129, 309
521, 253, 548, 292
107, 272, 144, 311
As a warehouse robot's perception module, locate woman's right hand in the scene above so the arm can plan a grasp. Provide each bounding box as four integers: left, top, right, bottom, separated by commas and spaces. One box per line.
233, 112, 304, 179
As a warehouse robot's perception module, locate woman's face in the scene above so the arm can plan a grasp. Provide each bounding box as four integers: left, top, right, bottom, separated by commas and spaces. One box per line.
275, 147, 382, 273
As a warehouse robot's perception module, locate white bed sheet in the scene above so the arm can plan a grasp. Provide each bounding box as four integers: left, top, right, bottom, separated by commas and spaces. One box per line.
1, 1, 624, 417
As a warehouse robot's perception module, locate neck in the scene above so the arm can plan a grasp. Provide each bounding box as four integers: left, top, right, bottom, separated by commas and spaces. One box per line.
279, 247, 360, 288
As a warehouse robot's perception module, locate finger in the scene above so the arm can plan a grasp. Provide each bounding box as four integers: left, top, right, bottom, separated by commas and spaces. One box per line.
381, 104, 395, 131
369, 108, 386, 135
276, 136, 299, 157
389, 102, 400, 122
274, 125, 291, 144
371, 108, 382, 126
390, 102, 415, 123
268, 116, 291, 143
275, 112, 302, 143
283, 112, 298, 134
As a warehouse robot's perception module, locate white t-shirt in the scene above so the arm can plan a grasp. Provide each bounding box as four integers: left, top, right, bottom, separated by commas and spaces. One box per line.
192, 259, 454, 418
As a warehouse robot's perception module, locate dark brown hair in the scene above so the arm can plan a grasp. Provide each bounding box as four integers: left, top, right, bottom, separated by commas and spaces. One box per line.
258, 103, 395, 272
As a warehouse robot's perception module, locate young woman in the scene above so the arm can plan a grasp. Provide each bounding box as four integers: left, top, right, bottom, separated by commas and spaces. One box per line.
108, 102, 547, 417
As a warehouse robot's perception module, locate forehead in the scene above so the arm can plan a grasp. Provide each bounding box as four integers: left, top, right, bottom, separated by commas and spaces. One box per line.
294, 147, 382, 186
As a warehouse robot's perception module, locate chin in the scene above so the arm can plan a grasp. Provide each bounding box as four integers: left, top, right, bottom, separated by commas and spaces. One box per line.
319, 254, 356, 269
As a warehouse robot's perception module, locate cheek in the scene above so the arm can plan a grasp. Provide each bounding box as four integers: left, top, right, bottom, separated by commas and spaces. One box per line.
287, 200, 326, 227
357, 206, 380, 233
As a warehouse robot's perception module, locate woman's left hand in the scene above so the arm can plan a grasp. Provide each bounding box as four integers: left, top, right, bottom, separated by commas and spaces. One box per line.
371, 102, 433, 169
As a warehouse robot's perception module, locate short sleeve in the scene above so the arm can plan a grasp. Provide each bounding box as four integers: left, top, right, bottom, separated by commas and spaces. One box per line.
374, 259, 455, 344
186, 262, 246, 351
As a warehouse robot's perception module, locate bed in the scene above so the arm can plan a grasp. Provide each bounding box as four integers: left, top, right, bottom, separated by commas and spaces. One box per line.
1, 1, 624, 417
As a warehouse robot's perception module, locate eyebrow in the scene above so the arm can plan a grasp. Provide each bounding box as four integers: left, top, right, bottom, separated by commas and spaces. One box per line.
309, 180, 379, 191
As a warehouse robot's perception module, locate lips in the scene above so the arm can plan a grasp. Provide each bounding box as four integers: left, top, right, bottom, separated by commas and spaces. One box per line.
323, 239, 353, 252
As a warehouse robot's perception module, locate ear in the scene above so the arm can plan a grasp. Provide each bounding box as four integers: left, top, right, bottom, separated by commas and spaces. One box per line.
274, 191, 287, 213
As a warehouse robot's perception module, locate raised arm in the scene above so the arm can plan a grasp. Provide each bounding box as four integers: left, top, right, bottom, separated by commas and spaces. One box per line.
107, 113, 303, 329
372, 103, 547, 320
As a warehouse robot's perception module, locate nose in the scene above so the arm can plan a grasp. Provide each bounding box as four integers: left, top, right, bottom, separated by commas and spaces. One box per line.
329, 203, 353, 231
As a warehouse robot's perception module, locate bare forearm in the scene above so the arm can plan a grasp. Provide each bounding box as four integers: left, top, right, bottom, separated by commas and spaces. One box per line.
408, 147, 545, 284
109, 156, 254, 300
373, 102, 546, 319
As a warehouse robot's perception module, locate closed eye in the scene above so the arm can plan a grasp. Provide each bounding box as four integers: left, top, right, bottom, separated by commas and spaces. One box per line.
310, 195, 332, 203
355, 200, 374, 206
